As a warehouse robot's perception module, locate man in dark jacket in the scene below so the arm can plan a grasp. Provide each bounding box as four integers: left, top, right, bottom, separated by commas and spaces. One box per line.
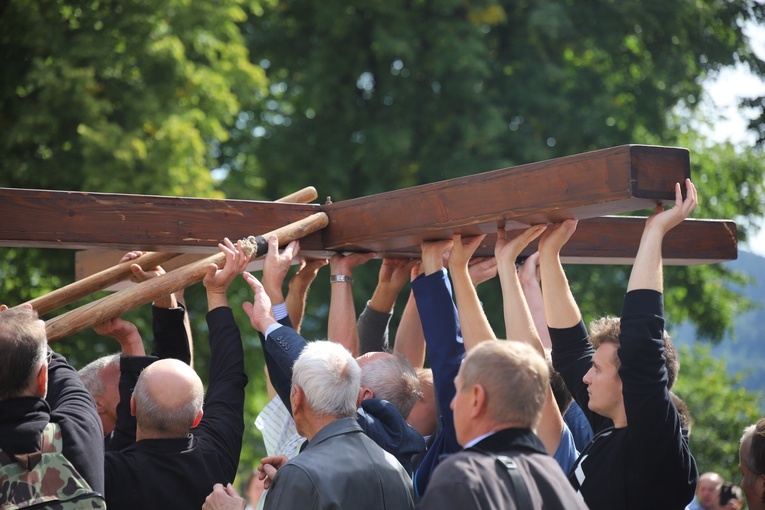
418, 340, 587, 509
538, 179, 699, 510
103, 238, 249, 510
0, 305, 105, 505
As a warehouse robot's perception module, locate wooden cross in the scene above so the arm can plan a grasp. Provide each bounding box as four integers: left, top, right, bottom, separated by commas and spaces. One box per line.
0, 144, 737, 267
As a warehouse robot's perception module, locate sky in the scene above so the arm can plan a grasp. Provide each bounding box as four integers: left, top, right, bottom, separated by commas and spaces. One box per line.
700, 22, 765, 257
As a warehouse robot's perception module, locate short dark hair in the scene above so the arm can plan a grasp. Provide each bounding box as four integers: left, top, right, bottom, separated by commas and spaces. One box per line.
0, 307, 47, 400
589, 316, 679, 389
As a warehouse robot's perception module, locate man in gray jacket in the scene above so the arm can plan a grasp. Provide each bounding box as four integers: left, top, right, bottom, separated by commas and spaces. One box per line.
248, 272, 415, 510
418, 340, 587, 510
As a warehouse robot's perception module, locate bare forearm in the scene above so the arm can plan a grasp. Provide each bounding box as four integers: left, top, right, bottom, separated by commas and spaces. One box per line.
328, 280, 359, 356
539, 253, 581, 329
452, 266, 495, 352
393, 292, 426, 368
497, 261, 544, 356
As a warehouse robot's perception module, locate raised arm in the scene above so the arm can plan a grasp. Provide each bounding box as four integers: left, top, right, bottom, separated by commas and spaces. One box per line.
447, 233, 495, 351
496, 225, 570, 457
517, 251, 553, 351
628, 179, 697, 293
285, 257, 328, 334
538, 220, 581, 329
358, 258, 417, 355
327, 252, 376, 357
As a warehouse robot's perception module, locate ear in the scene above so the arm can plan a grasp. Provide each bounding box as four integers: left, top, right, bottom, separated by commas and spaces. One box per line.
358, 386, 374, 404
130, 395, 137, 417
35, 363, 48, 397
469, 383, 487, 419
95, 397, 106, 415
190, 409, 204, 429
291, 385, 305, 416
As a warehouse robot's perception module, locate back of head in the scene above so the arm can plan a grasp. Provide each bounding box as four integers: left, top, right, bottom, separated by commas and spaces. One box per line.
741, 418, 765, 481
0, 307, 47, 400
79, 353, 121, 398
460, 341, 549, 429
360, 353, 421, 419
133, 358, 204, 438
670, 391, 692, 436
292, 341, 360, 418
589, 316, 679, 389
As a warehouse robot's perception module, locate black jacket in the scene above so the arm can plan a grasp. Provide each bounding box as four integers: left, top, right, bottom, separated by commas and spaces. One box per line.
104, 307, 247, 510
0, 350, 105, 495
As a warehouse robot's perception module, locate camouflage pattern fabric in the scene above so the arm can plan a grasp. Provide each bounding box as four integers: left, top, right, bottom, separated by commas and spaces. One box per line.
0, 422, 105, 509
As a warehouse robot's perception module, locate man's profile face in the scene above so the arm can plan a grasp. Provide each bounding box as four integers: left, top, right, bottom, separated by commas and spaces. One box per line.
582, 343, 623, 420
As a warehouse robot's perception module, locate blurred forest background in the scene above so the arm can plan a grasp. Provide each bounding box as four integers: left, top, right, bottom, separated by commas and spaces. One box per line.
2, 0, 765, 490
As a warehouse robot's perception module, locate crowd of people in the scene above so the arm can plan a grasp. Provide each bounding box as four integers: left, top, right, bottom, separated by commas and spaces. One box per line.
1, 179, 764, 509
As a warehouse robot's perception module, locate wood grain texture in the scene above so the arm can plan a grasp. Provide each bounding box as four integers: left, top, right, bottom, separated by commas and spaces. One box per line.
0, 188, 324, 252
321, 145, 690, 252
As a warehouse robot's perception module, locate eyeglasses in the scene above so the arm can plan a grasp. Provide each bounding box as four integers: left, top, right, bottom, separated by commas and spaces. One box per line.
45, 350, 52, 365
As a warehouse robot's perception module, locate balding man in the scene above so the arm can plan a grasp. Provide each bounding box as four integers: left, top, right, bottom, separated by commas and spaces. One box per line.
418, 341, 587, 509
0, 306, 105, 507
686, 472, 724, 510
258, 340, 415, 509
103, 239, 250, 510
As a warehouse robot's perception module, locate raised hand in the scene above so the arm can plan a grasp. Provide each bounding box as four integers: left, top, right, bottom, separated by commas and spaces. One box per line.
495, 225, 547, 265
447, 233, 487, 275
263, 236, 300, 304
242, 271, 277, 334
538, 219, 578, 258
203, 238, 251, 310
644, 178, 698, 235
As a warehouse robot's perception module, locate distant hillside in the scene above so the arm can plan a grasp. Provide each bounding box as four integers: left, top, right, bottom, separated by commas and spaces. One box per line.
673, 250, 765, 404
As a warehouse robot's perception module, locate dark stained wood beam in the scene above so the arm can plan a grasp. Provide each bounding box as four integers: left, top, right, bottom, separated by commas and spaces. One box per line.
340, 216, 737, 266
0, 145, 737, 268
0, 188, 325, 252
321, 145, 691, 252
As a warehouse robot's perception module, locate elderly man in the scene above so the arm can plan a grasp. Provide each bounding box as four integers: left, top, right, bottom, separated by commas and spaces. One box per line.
0, 305, 105, 507
740, 418, 765, 510
245, 271, 414, 508
418, 340, 586, 509
103, 239, 249, 510
248, 236, 424, 475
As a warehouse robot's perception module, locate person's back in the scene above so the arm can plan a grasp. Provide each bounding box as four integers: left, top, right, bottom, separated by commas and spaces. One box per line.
0, 306, 105, 508
104, 239, 250, 510
418, 341, 587, 510
264, 417, 414, 509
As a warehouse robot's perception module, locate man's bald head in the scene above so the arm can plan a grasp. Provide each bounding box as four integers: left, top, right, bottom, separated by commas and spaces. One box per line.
132, 359, 204, 438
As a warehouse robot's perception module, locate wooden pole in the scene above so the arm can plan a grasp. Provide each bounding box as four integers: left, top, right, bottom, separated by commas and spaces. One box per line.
45, 212, 329, 342
22, 252, 181, 316
275, 186, 318, 204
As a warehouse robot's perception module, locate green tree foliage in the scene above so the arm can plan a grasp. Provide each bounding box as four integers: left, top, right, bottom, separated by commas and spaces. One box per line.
674, 344, 763, 484
221, 0, 764, 341
0, 0, 270, 480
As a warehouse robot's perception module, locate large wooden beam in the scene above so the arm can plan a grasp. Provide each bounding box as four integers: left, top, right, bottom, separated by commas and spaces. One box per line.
321, 145, 690, 252
1, 145, 737, 266
0, 188, 325, 252
344, 217, 737, 265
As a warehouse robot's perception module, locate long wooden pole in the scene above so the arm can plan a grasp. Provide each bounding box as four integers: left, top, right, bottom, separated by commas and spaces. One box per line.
45, 212, 329, 342
275, 186, 317, 204
23, 251, 181, 316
